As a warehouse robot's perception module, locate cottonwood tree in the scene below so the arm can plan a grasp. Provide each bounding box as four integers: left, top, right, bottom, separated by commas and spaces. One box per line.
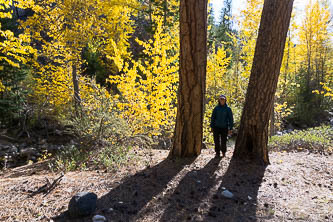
22, 0, 136, 115
0, 0, 35, 91
233, 0, 294, 164
295, 0, 332, 121
170, 0, 208, 157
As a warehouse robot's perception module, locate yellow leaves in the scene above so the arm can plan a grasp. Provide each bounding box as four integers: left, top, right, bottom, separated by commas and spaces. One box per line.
110, 14, 179, 135
21, 0, 136, 116
298, 0, 331, 73
0, 1, 36, 68
312, 82, 333, 100
204, 44, 232, 144
0, 0, 12, 18
0, 81, 4, 92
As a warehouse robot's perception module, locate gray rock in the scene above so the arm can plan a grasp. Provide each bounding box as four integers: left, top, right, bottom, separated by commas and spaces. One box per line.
18, 143, 27, 148
92, 215, 106, 222
68, 192, 97, 218
47, 144, 62, 152
0, 143, 11, 150
8, 145, 18, 154
277, 131, 283, 136
221, 189, 234, 199
54, 129, 63, 136
38, 139, 47, 145
39, 143, 48, 149
20, 147, 37, 157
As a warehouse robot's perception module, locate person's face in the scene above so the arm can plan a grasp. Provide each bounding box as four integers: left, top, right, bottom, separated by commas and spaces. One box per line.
219, 98, 226, 105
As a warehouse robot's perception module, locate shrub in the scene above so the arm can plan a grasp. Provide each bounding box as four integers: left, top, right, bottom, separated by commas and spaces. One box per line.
66, 79, 131, 145
269, 125, 333, 154
50, 79, 133, 172
93, 144, 132, 171
50, 144, 89, 172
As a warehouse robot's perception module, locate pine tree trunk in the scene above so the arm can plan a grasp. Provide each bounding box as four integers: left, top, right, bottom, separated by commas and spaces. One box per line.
233, 0, 294, 164
170, 0, 208, 157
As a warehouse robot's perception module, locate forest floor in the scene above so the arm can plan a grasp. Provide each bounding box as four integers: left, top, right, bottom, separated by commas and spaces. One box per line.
0, 145, 332, 222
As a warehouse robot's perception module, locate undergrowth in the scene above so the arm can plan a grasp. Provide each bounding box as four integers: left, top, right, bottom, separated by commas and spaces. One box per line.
269, 125, 333, 154
47, 81, 135, 172
49, 143, 133, 172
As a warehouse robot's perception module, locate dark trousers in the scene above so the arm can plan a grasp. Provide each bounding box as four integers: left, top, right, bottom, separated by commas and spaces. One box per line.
213, 128, 228, 154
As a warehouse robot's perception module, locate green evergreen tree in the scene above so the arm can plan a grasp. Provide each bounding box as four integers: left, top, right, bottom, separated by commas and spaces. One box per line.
215, 0, 233, 50
0, 5, 31, 126
207, 3, 216, 53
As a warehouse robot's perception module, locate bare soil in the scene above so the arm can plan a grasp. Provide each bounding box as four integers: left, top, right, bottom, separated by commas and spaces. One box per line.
0, 147, 332, 222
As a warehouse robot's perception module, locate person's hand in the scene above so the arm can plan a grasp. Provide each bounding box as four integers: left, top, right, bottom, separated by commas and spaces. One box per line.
228, 130, 232, 136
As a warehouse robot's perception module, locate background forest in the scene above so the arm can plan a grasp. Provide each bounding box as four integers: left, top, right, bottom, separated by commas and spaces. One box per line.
0, 0, 332, 170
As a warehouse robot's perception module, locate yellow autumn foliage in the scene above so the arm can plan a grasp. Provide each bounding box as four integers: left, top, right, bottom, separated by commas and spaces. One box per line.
21, 0, 137, 115
109, 14, 179, 135
297, 0, 332, 100
204, 44, 231, 144
0, 0, 35, 92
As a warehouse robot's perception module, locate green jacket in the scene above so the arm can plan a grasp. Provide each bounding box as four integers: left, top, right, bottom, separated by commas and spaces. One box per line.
210, 104, 234, 130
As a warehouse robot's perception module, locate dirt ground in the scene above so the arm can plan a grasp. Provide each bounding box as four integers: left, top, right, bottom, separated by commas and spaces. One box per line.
0, 146, 332, 222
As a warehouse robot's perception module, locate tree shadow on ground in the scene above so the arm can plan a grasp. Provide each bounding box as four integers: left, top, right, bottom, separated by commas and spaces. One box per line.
53, 157, 195, 222
159, 157, 222, 221
203, 158, 267, 222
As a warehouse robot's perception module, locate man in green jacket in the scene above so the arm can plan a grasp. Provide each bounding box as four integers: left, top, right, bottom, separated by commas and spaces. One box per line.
210, 94, 234, 158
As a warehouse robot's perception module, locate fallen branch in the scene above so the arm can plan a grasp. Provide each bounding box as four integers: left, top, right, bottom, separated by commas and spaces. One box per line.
28, 174, 64, 197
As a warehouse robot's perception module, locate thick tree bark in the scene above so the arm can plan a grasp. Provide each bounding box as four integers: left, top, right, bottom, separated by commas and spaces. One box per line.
233, 0, 294, 164
170, 0, 208, 157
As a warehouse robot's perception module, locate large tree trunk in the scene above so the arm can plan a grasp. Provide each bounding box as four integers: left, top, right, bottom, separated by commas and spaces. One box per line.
233, 0, 294, 164
169, 0, 208, 157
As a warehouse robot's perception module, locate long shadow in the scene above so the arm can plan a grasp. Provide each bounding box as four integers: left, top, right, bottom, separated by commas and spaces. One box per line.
53, 157, 194, 222
159, 157, 222, 222
203, 158, 267, 222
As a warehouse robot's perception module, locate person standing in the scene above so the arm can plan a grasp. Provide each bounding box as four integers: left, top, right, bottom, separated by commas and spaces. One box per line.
210, 94, 234, 158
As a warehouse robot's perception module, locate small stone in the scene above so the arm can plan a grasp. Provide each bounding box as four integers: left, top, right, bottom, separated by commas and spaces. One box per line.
221, 190, 234, 199
20, 147, 37, 157
92, 215, 106, 222
8, 146, 18, 154
38, 139, 47, 145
